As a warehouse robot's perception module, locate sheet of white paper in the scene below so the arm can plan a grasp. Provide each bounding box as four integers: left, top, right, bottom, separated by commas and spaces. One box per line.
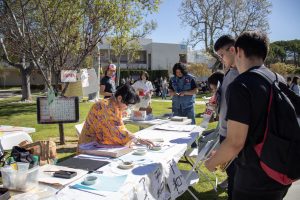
155, 124, 196, 132
38, 164, 88, 186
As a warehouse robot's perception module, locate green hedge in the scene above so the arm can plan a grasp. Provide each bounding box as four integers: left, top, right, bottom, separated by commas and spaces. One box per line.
120, 69, 169, 81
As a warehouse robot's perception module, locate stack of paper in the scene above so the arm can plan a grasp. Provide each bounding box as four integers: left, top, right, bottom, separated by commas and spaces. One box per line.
170, 116, 188, 122
38, 164, 88, 186
155, 124, 196, 132
79, 142, 133, 158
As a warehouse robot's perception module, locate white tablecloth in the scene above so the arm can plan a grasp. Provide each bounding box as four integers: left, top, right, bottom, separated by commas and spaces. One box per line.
51, 124, 204, 200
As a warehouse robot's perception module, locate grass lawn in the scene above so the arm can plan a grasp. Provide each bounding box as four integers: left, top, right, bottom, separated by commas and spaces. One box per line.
0, 96, 227, 200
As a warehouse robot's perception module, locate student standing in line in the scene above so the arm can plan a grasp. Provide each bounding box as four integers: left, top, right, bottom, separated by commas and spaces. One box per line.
205, 31, 290, 200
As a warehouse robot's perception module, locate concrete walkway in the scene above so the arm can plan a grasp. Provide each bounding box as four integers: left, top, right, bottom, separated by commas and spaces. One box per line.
152, 99, 206, 105
284, 180, 300, 200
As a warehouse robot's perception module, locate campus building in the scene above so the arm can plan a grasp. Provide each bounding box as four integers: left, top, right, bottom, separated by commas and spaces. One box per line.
98, 38, 187, 72
0, 39, 188, 86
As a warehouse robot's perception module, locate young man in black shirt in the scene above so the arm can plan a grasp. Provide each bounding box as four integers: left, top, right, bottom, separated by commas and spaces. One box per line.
100, 64, 116, 98
205, 31, 290, 200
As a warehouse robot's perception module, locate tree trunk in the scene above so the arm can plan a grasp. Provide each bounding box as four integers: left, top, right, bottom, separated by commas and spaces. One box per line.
117, 57, 121, 87
20, 68, 32, 101
204, 22, 208, 52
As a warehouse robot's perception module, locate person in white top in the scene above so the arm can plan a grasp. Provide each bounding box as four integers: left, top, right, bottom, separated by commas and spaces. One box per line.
132, 71, 154, 112
290, 76, 300, 96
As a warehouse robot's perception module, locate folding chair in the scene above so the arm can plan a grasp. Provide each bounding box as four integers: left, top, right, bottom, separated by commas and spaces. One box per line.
184, 127, 219, 166
180, 138, 220, 200
75, 122, 84, 137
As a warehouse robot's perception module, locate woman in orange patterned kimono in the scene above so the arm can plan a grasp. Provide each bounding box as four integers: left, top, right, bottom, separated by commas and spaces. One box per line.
78, 84, 154, 147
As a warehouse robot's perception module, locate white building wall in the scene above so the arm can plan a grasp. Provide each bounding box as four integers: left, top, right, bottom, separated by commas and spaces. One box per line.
149, 43, 187, 71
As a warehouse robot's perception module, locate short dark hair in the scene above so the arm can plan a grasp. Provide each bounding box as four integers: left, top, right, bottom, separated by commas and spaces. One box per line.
235, 31, 269, 61
114, 84, 140, 105
292, 76, 299, 84
214, 35, 235, 51
208, 71, 224, 86
140, 71, 149, 80
287, 77, 292, 82
173, 63, 188, 76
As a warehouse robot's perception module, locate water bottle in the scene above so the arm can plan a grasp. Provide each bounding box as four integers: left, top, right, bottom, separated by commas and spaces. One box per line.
200, 105, 214, 129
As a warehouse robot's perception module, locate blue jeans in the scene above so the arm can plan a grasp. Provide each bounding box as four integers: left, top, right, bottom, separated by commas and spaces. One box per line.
172, 105, 195, 125
161, 88, 168, 99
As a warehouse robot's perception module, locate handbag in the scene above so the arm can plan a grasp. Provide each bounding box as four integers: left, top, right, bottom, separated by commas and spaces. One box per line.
11, 146, 34, 164
19, 140, 57, 165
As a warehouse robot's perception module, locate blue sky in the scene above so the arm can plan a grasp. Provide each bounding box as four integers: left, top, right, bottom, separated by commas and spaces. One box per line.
146, 0, 300, 49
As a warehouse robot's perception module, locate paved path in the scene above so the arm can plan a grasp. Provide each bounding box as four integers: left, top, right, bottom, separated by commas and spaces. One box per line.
152, 99, 206, 105
284, 180, 300, 200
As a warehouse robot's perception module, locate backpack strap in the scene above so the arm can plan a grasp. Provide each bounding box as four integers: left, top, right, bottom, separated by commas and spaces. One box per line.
247, 67, 275, 147
250, 66, 277, 85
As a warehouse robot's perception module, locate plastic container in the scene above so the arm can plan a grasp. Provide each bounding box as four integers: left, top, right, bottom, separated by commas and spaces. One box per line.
1, 166, 39, 191
131, 110, 147, 121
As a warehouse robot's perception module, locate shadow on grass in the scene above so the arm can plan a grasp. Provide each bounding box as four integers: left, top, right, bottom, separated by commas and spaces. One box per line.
0, 103, 36, 117
177, 186, 227, 200
57, 147, 77, 154
57, 153, 76, 163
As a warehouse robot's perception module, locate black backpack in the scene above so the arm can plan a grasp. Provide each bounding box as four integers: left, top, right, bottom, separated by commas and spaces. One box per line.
250, 68, 300, 185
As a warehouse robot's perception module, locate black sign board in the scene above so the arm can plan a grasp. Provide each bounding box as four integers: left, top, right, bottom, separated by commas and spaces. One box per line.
37, 97, 79, 124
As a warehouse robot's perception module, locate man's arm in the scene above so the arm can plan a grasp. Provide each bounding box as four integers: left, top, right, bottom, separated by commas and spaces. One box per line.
205, 120, 248, 171
180, 87, 198, 96
100, 84, 113, 97
179, 79, 198, 96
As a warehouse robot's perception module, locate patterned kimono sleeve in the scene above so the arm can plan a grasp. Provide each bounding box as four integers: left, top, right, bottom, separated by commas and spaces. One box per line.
104, 113, 132, 145
78, 105, 98, 145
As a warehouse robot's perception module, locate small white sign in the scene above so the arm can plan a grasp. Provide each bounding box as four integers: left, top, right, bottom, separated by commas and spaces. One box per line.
165, 159, 188, 199
135, 177, 156, 200
82, 68, 99, 96
61, 70, 77, 82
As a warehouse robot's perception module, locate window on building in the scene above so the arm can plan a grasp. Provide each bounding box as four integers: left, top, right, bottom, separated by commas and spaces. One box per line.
179, 54, 187, 63
100, 49, 110, 63
131, 51, 146, 64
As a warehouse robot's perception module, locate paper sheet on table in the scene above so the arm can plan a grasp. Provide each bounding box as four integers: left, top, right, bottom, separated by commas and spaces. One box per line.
154, 124, 196, 132
38, 164, 88, 186
70, 173, 127, 193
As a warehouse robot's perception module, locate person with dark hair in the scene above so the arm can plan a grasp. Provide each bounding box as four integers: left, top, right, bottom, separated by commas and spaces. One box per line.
208, 71, 224, 92
205, 31, 290, 200
206, 71, 224, 109
210, 35, 240, 199
169, 63, 198, 124
286, 77, 292, 87
78, 84, 154, 147
132, 71, 154, 113
290, 76, 300, 96
100, 64, 117, 98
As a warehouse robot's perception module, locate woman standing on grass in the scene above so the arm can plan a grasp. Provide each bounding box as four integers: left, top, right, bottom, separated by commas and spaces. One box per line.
132, 71, 154, 113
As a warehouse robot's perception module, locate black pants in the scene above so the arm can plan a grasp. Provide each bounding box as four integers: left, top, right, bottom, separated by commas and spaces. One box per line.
220, 135, 236, 200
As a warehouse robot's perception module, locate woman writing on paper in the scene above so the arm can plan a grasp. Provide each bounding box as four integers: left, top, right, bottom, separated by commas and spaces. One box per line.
78, 84, 154, 147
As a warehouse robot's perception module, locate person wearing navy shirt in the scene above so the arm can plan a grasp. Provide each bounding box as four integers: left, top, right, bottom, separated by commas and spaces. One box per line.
168, 63, 198, 124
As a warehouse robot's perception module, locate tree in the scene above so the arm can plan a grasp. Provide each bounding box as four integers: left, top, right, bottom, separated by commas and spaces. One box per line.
180, 0, 271, 52
267, 40, 300, 67
266, 43, 286, 65
0, 0, 40, 101
228, 0, 271, 37
179, 0, 227, 52
270, 62, 294, 75
109, 0, 159, 86
187, 63, 212, 77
